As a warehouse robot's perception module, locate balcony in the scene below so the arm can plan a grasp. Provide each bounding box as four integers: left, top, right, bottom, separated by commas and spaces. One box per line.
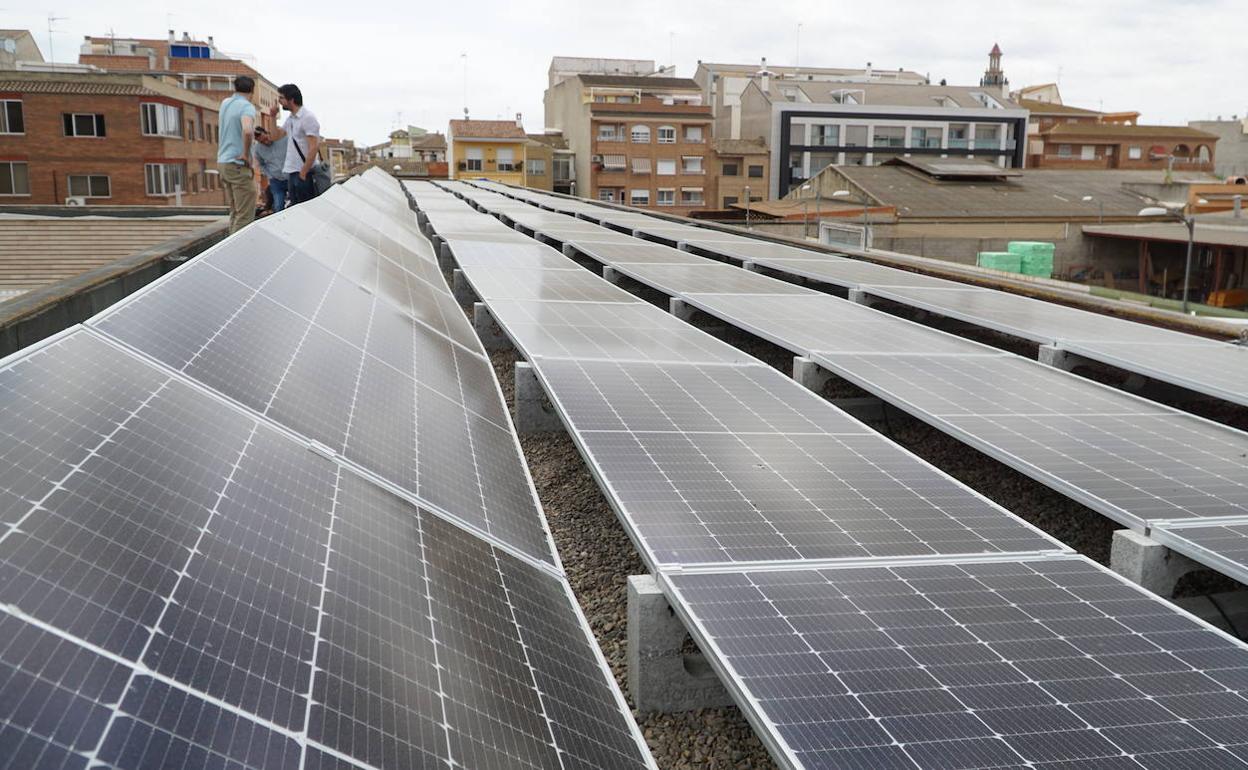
590, 100, 712, 117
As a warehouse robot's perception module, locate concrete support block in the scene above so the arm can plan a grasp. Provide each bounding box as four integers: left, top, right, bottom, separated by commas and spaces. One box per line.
472, 303, 511, 352
847, 288, 876, 307
603, 266, 622, 285
742, 261, 758, 272
438, 242, 456, 273
627, 575, 732, 713
1110, 529, 1204, 598
514, 362, 563, 434
669, 297, 697, 323
1038, 343, 1078, 372
793, 356, 835, 392
561, 243, 576, 257
676, 241, 691, 252
451, 269, 476, 306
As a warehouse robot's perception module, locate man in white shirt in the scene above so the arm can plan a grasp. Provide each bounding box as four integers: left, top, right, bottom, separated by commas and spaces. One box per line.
266, 83, 321, 205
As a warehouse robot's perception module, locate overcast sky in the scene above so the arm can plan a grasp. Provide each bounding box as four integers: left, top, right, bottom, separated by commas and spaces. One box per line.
12, 0, 1245, 145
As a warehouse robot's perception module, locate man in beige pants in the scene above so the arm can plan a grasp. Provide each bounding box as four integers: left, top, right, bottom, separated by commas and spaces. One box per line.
217, 76, 258, 233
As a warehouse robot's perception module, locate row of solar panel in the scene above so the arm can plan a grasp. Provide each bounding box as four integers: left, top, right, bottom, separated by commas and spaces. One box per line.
471, 180, 1248, 589
497, 179, 1248, 411
422, 180, 1248, 769
0, 170, 655, 770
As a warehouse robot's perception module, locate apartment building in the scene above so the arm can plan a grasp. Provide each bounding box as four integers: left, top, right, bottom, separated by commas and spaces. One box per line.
525, 133, 573, 193
713, 138, 768, 210
447, 118, 528, 185
0, 70, 227, 205
548, 57, 657, 88
545, 71, 715, 215
79, 32, 279, 130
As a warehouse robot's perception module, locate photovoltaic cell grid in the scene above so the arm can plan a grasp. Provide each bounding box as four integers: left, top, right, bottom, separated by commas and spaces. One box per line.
0, 332, 648, 770
609, 262, 820, 296
1151, 522, 1248, 586
89, 228, 552, 566
1059, 340, 1248, 409
532, 357, 1064, 569
483, 298, 753, 364
665, 557, 1248, 770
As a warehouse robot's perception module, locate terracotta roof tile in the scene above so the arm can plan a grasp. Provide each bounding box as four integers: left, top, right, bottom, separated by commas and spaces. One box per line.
448, 120, 527, 139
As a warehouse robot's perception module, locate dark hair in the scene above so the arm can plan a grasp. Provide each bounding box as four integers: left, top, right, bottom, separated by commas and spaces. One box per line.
278, 84, 303, 106
233, 75, 255, 94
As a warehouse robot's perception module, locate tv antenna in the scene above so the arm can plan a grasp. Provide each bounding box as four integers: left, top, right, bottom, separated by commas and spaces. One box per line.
47, 12, 68, 63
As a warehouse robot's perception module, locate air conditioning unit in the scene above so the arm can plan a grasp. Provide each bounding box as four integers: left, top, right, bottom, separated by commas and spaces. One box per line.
64, 196, 86, 206
591, 154, 603, 163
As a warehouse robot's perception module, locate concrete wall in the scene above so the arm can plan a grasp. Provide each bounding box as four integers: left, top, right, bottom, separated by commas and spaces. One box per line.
1190, 120, 1248, 177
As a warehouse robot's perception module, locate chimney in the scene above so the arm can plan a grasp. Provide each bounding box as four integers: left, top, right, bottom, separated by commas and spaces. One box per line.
207, 36, 215, 47
515, 112, 523, 129
168, 30, 175, 43
182, 32, 191, 42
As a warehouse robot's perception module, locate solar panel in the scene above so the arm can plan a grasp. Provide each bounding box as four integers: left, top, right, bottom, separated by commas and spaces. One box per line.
536, 359, 871, 435
557, 409, 1063, 569
449, 239, 585, 270
570, 239, 716, 265
482, 299, 754, 364
680, 293, 1003, 356
1058, 340, 1248, 407
937, 413, 1248, 528
460, 266, 644, 303
608, 262, 820, 296
750, 256, 969, 290
681, 235, 844, 264
814, 353, 1176, 417
1151, 521, 1248, 586
664, 556, 1248, 770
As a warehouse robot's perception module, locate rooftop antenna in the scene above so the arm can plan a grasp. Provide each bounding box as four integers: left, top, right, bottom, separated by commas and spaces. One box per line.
668, 31, 674, 72
460, 52, 468, 121
795, 22, 802, 74
47, 12, 68, 63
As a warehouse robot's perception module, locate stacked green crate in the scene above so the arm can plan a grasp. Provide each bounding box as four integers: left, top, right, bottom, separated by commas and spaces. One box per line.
977, 251, 1022, 272
1008, 241, 1055, 277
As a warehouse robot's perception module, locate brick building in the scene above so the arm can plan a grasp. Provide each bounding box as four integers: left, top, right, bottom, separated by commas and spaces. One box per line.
78, 32, 280, 130
1036, 123, 1218, 171
545, 71, 715, 216
0, 71, 227, 206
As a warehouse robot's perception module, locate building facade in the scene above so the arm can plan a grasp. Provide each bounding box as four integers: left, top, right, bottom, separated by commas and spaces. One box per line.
447, 118, 528, 185
1035, 123, 1217, 172
0, 71, 227, 206
524, 133, 573, 193
545, 72, 715, 216
712, 138, 768, 210
1188, 118, 1248, 178
78, 32, 280, 130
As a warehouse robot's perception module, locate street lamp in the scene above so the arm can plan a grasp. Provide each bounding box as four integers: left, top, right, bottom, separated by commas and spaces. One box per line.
832, 189, 871, 249
801, 183, 812, 238
1138, 198, 1208, 314
744, 185, 751, 230
1081, 195, 1104, 224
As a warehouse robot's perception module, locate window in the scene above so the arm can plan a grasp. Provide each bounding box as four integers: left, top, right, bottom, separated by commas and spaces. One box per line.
684, 125, 703, 142
681, 156, 703, 174
598, 188, 617, 202
597, 124, 624, 141
844, 125, 868, 147
1128, 146, 1142, 160
631, 157, 651, 174
873, 126, 905, 148
527, 159, 546, 175
465, 147, 483, 171
811, 124, 839, 146
1080, 144, 1096, 161
1, 99, 24, 133
629, 189, 649, 206
169, 44, 211, 59
1057, 144, 1073, 158
721, 161, 740, 176
722, 196, 738, 207
656, 158, 676, 175
0, 161, 29, 195
630, 125, 650, 143
63, 113, 106, 137
657, 125, 676, 144
496, 148, 516, 171
601, 154, 626, 170
748, 165, 764, 178
140, 102, 182, 137
657, 188, 675, 206
910, 127, 942, 149
948, 123, 970, 149
974, 124, 1000, 149
680, 187, 704, 205
144, 163, 185, 195
67, 174, 110, 198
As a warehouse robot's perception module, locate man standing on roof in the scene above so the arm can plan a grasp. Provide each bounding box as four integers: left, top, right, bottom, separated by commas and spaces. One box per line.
267, 84, 320, 206
217, 76, 258, 233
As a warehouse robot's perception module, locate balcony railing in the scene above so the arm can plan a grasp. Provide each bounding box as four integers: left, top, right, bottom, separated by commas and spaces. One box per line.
872, 137, 906, 148
911, 138, 942, 149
